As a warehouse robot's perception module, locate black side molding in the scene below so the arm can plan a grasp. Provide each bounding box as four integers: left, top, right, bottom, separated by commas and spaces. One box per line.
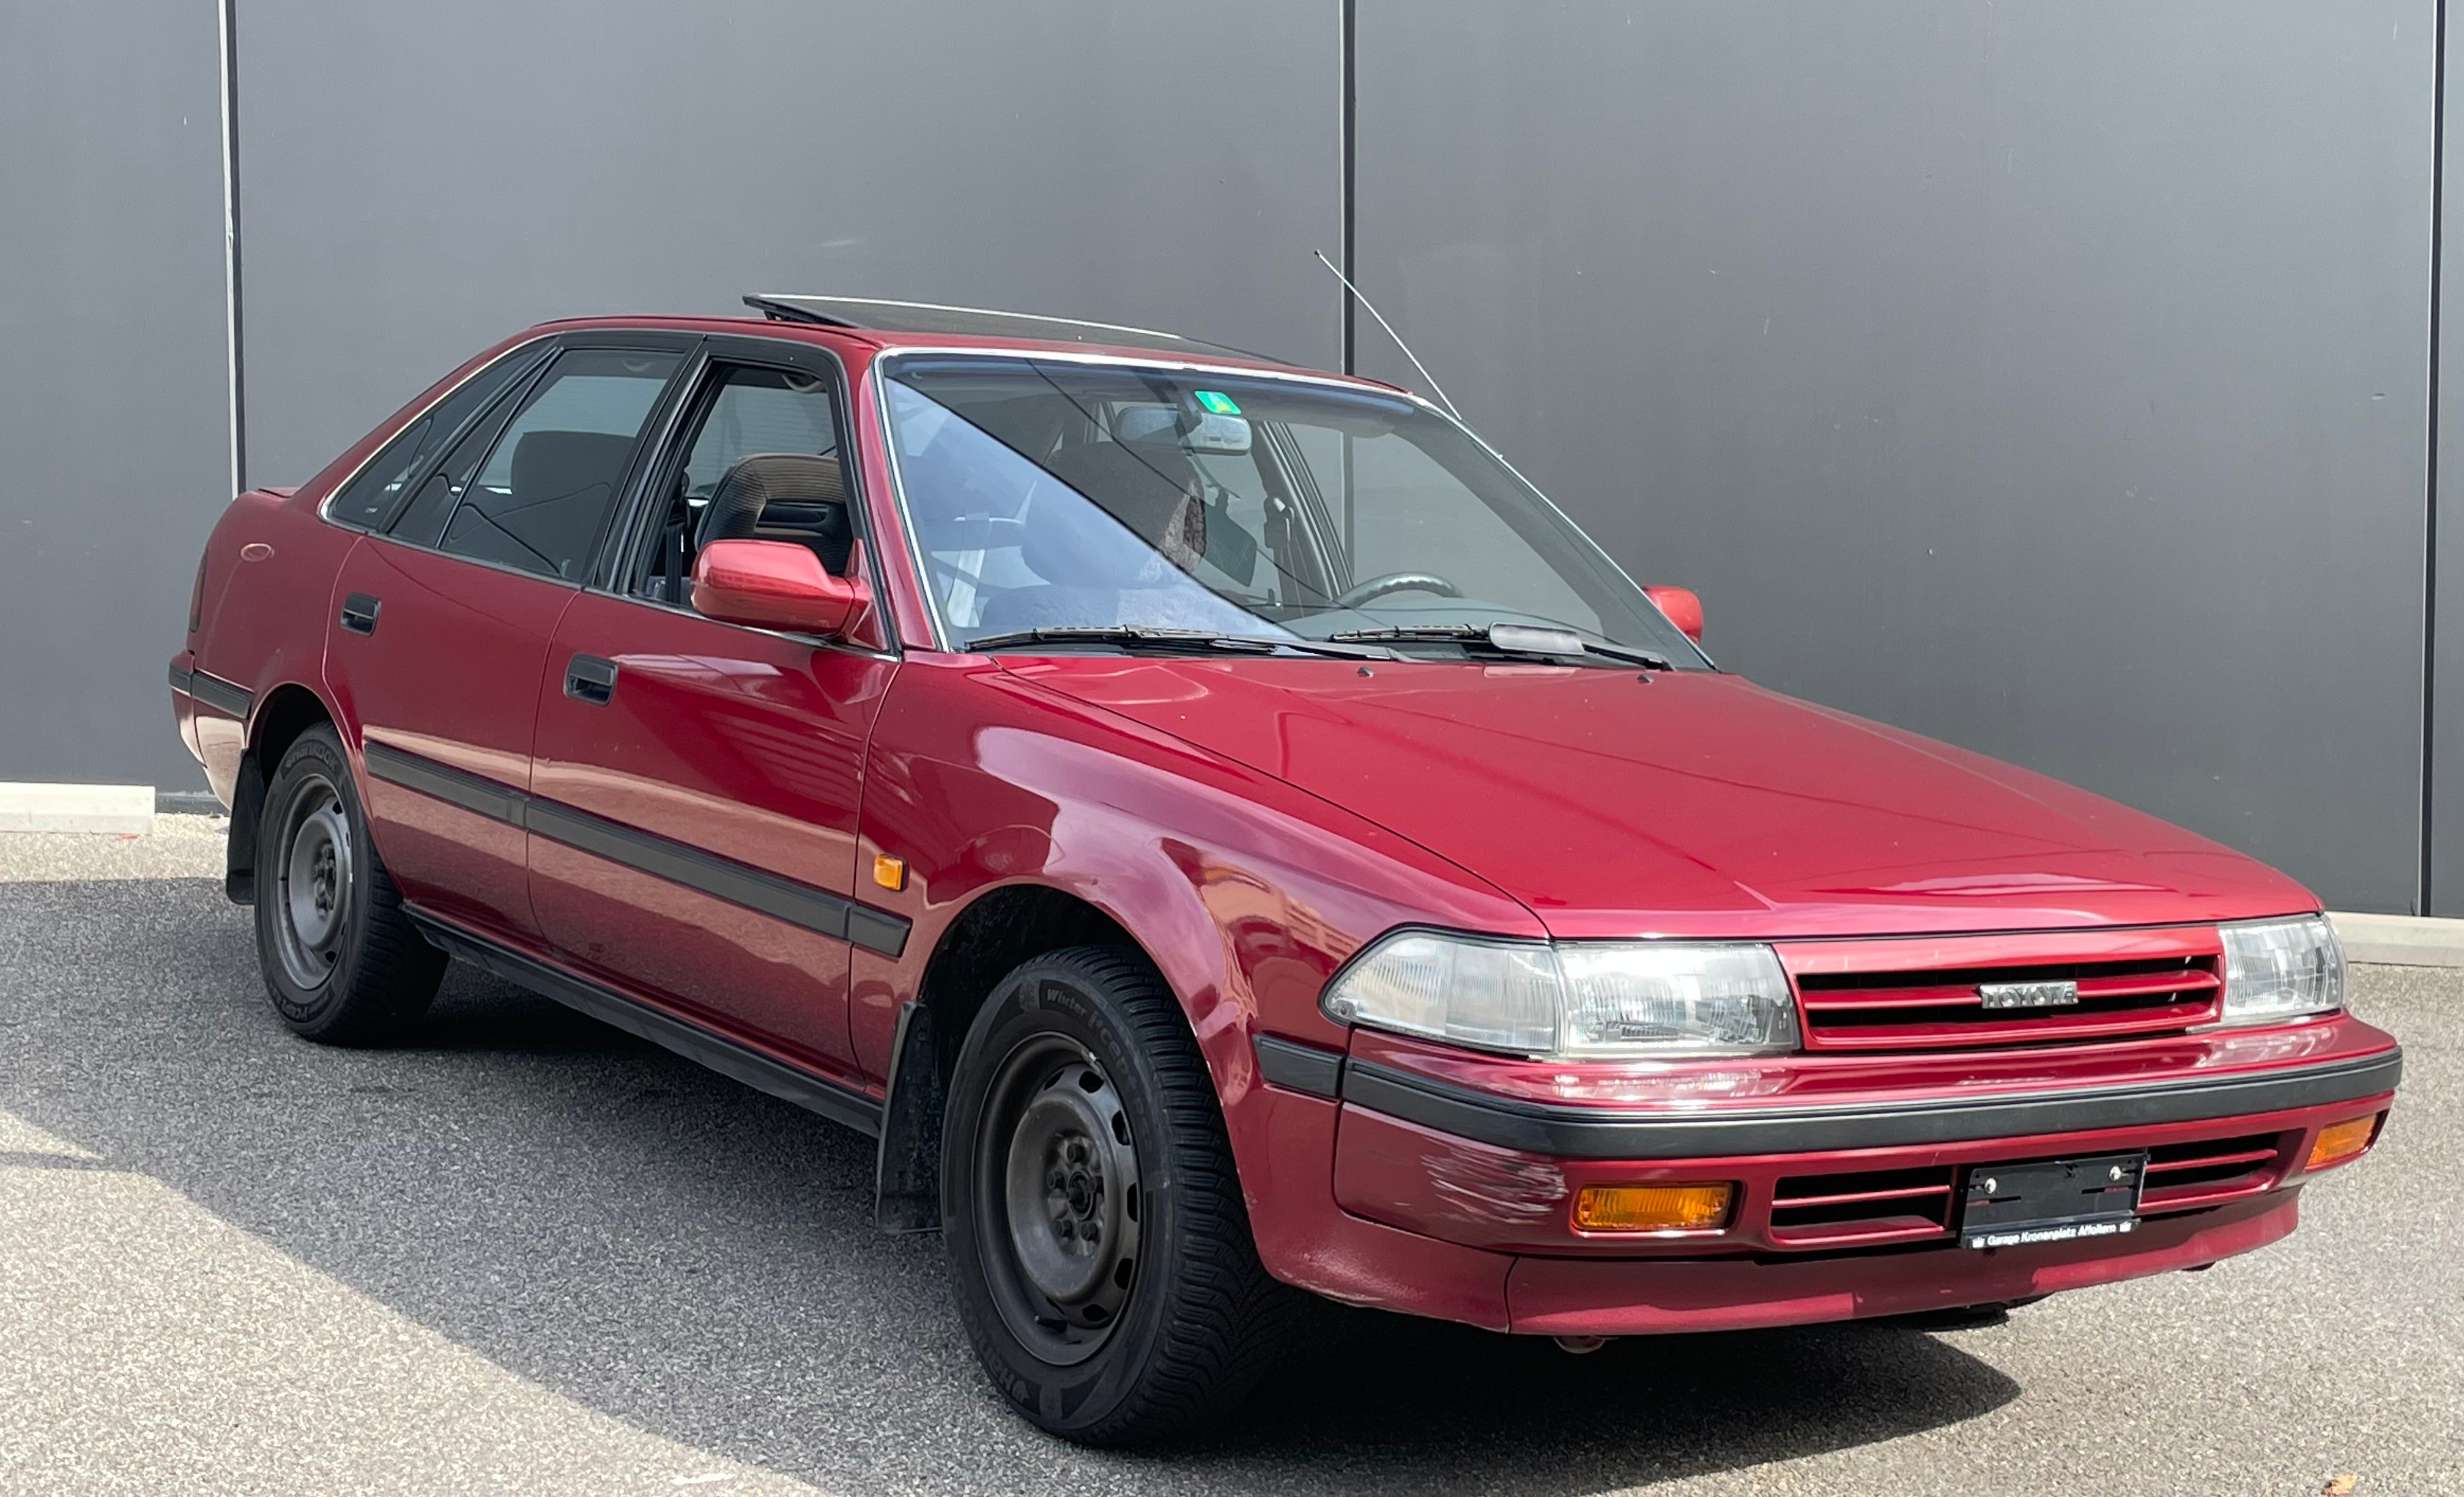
1338, 1048, 2405, 1160
361, 739, 913, 959
1254, 1035, 1346, 1098
847, 906, 913, 959
169, 662, 253, 720
407, 908, 884, 1139
363, 741, 527, 826
525, 797, 907, 954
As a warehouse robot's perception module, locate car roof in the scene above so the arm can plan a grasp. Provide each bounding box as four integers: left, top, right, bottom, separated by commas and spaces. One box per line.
526, 299, 1399, 393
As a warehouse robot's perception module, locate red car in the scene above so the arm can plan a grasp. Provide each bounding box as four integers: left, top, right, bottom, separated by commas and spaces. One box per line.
171, 297, 2400, 1443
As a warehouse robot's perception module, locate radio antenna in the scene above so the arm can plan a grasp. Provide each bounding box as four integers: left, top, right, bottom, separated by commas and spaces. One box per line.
1314, 250, 1463, 422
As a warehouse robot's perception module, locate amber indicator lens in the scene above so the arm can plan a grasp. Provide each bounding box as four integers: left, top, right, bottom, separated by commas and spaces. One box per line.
872, 854, 907, 892
1573, 1182, 1734, 1233
2307, 1114, 2379, 1170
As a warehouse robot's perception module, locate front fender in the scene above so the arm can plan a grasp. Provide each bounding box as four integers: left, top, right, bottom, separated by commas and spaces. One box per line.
851, 656, 1537, 1261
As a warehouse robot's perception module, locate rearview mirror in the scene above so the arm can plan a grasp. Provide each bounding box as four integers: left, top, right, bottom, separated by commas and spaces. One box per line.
1642, 584, 1703, 643
691, 539, 868, 637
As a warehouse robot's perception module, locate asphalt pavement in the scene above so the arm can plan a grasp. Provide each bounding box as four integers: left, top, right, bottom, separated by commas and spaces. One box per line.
0, 819, 2455, 1496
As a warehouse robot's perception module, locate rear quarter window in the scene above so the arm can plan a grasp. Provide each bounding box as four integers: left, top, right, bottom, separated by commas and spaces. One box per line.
324, 347, 546, 529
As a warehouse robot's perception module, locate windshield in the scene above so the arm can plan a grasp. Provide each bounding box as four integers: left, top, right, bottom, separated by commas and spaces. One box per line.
880, 355, 1707, 665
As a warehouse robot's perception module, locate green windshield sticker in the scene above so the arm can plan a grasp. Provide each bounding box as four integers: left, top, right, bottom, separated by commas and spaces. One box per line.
1193, 390, 1241, 415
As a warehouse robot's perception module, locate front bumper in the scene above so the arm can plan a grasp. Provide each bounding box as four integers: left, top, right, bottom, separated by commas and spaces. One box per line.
1241, 1021, 2399, 1334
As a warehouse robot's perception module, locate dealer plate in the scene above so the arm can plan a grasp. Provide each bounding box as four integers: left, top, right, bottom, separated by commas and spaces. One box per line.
1961, 1150, 2146, 1250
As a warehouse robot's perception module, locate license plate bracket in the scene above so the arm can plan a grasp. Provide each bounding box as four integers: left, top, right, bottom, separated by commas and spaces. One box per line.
1961, 1150, 2147, 1250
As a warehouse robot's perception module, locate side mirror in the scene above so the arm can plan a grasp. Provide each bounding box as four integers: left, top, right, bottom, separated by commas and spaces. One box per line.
1642, 583, 1703, 643
691, 539, 869, 636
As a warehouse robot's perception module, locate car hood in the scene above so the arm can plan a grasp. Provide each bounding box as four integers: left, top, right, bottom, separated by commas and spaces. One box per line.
1003, 657, 2318, 939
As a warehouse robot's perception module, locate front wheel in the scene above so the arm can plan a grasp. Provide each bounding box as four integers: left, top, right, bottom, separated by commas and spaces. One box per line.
941, 946, 1290, 1444
253, 724, 445, 1044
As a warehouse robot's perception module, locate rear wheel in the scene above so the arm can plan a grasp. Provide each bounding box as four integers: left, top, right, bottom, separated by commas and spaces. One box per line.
942, 946, 1290, 1444
253, 724, 444, 1044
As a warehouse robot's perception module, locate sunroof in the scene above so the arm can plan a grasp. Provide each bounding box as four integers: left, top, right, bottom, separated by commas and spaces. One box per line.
742, 294, 1271, 361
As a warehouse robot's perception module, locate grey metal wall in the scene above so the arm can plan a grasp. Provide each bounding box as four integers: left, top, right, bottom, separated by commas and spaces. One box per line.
0, 0, 232, 789
234, 0, 1342, 486
1354, 0, 2437, 913
4, 0, 2451, 913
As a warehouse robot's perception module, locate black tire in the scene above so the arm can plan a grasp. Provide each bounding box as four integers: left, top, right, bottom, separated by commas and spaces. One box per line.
252, 723, 445, 1045
941, 945, 1291, 1444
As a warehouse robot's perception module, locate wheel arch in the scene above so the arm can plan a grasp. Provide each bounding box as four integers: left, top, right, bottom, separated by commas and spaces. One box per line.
875, 880, 1170, 1233
226, 681, 338, 904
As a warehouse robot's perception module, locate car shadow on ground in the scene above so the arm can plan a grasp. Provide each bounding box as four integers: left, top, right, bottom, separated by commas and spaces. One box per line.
0, 878, 2019, 1495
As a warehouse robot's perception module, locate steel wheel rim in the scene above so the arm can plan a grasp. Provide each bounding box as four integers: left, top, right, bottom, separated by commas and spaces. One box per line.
975, 1032, 1142, 1366
273, 774, 352, 991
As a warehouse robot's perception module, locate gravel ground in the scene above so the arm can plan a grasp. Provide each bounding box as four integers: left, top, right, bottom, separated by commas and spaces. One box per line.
0, 818, 2454, 1496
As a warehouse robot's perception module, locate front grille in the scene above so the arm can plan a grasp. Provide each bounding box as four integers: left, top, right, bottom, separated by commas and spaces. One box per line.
1767, 1128, 2291, 1251
1768, 1164, 1956, 1248
2137, 1130, 2289, 1210
1790, 952, 2223, 1052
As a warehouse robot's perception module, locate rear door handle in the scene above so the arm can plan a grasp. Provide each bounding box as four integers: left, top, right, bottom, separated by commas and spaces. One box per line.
564, 653, 618, 706
340, 593, 380, 635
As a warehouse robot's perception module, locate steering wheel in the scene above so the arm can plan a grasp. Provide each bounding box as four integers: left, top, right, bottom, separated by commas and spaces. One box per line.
1333, 572, 1464, 610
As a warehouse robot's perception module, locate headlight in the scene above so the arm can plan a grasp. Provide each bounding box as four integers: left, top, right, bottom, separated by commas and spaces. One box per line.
2217, 915, 2345, 1024
1319, 931, 1798, 1058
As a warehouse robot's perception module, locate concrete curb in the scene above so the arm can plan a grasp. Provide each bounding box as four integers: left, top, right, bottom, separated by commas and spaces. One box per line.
2330, 912, 2464, 969
0, 783, 154, 835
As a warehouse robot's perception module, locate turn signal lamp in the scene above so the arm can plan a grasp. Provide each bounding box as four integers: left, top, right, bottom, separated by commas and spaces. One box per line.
872, 854, 907, 892
1572, 1183, 1733, 1233
2307, 1115, 2379, 1171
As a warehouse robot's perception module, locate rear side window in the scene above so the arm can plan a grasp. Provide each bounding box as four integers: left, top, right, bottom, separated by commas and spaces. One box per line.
325, 347, 545, 529
432, 348, 681, 581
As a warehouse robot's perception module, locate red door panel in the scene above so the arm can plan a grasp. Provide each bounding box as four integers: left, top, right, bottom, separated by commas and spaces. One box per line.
328, 536, 573, 942
527, 590, 896, 1074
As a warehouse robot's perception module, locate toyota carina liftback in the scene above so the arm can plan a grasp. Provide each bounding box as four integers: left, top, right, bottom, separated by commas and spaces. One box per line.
169, 296, 2402, 1443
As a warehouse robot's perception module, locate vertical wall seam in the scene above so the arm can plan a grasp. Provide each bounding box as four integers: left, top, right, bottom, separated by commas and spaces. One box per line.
218, 0, 245, 495
1340, 0, 1356, 375
2426, 0, 2447, 916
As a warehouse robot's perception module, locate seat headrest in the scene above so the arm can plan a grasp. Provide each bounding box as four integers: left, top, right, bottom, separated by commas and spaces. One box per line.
1022, 441, 1212, 588
697, 452, 853, 570
510, 430, 637, 509
1042, 442, 1202, 547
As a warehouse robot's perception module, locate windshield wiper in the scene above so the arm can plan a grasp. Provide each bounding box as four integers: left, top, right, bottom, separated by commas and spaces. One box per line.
1328, 622, 1674, 670
966, 626, 1398, 661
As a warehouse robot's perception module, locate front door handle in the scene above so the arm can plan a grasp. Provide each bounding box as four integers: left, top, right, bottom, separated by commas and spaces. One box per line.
340, 593, 380, 635
564, 653, 618, 706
